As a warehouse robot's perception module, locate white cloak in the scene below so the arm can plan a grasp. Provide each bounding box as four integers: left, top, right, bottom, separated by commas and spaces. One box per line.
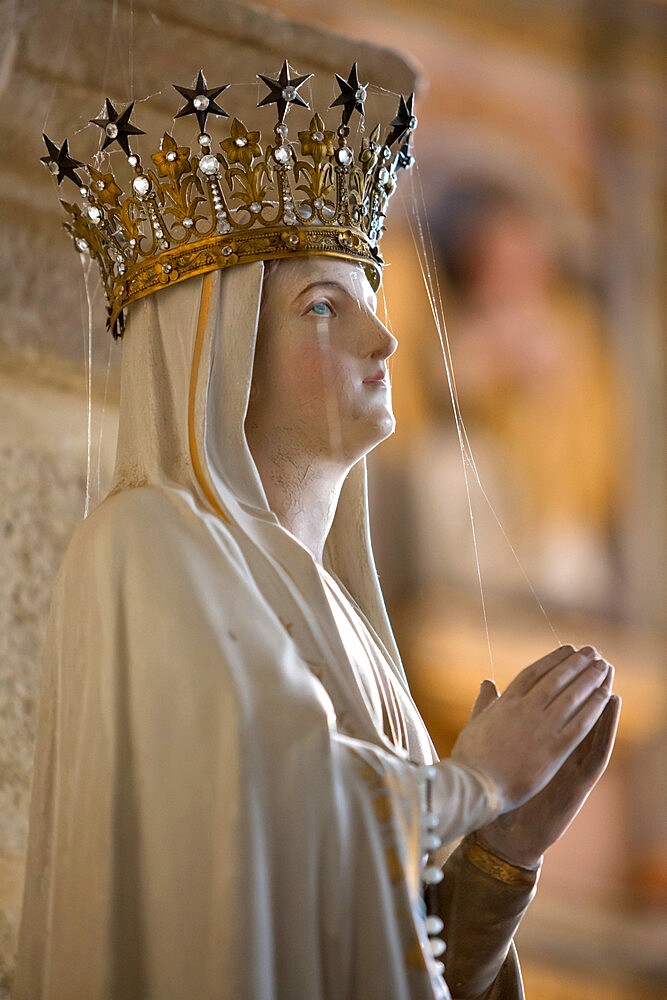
14, 264, 502, 999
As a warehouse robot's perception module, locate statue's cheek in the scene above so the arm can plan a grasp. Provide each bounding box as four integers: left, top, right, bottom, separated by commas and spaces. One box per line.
290, 342, 343, 392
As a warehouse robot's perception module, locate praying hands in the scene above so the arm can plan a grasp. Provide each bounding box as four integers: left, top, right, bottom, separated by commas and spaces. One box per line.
470, 658, 621, 868
448, 645, 621, 864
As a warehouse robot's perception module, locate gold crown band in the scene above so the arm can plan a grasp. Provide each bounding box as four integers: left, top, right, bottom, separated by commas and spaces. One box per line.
109, 223, 381, 333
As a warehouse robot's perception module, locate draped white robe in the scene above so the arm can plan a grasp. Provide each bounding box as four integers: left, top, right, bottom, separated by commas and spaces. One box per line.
14, 263, 512, 999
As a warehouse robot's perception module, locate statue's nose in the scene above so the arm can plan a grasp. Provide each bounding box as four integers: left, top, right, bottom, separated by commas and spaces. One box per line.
368, 318, 398, 362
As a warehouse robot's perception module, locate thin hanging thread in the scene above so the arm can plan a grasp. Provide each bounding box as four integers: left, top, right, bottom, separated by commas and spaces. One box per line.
83, 0, 137, 515
75, 0, 122, 517
399, 174, 494, 671
398, 162, 562, 661
380, 285, 396, 383
79, 257, 95, 518
95, 324, 114, 505
128, 0, 135, 100
102, 0, 119, 103
409, 162, 561, 647
41, 0, 83, 132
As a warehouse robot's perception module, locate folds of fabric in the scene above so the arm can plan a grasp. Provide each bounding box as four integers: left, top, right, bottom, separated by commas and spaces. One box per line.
15, 487, 501, 999
15, 264, 503, 998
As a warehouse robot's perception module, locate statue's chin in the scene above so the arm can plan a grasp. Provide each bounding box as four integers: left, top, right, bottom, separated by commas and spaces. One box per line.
349, 411, 396, 462
375, 411, 396, 441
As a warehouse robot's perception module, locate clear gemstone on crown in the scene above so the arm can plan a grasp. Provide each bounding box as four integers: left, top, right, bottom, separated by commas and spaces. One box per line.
105, 123, 118, 139
132, 175, 150, 197
194, 95, 209, 110
199, 154, 219, 174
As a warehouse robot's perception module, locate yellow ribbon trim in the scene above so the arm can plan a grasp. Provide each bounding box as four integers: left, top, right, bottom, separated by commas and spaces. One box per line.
188, 272, 230, 524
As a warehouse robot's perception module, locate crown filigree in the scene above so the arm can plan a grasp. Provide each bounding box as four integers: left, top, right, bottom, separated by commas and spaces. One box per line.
41, 61, 417, 337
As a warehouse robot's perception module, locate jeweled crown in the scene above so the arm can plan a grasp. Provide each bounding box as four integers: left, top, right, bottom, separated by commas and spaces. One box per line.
41, 61, 417, 337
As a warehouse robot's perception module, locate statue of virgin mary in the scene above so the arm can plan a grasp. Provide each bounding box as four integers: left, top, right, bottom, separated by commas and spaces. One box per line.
16, 66, 619, 1000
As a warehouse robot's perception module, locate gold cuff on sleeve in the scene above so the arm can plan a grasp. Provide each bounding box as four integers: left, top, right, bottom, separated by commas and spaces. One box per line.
463, 834, 542, 888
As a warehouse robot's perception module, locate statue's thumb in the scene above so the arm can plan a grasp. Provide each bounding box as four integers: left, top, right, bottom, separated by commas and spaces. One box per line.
471, 679, 499, 718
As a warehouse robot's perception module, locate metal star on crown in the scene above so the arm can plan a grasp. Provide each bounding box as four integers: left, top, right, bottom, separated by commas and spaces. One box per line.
256, 59, 313, 124
385, 92, 417, 148
40, 134, 84, 185
329, 62, 368, 126
40, 62, 418, 338
90, 99, 146, 156
173, 69, 230, 133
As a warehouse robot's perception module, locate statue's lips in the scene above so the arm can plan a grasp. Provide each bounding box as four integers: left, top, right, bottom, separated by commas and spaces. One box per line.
363, 370, 387, 385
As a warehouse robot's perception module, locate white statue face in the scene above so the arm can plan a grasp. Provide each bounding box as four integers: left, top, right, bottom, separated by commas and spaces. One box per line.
245, 256, 398, 467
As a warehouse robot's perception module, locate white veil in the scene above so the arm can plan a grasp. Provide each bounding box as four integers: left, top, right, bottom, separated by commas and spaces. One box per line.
112, 260, 416, 749
14, 262, 500, 1000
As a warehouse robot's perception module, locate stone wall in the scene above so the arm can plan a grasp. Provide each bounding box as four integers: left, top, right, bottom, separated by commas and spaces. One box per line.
0, 362, 119, 994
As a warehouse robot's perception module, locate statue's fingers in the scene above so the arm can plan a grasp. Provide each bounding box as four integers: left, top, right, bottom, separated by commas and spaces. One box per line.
572, 695, 613, 763
470, 678, 499, 718
572, 694, 621, 790
504, 644, 575, 699
592, 694, 621, 763
556, 669, 614, 755
530, 648, 606, 710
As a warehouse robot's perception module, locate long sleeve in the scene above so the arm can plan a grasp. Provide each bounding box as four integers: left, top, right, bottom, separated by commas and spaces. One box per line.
436, 834, 541, 1000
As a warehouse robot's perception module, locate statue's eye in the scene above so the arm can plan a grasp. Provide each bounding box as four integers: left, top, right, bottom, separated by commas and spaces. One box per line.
309, 300, 333, 317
